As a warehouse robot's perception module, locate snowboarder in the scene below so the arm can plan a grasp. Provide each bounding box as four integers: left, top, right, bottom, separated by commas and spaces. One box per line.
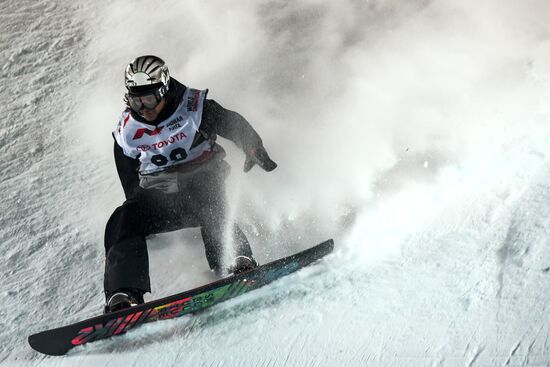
104, 55, 277, 313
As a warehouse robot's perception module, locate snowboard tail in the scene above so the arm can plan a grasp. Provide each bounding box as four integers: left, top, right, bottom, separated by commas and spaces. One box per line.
28, 239, 334, 356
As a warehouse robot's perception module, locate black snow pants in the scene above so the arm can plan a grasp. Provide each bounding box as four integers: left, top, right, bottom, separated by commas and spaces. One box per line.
103, 160, 252, 298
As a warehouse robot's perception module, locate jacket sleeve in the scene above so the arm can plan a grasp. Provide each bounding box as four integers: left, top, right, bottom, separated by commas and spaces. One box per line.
201, 99, 263, 152
113, 140, 140, 199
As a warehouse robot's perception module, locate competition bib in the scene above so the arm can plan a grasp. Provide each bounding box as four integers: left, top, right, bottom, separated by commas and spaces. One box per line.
113, 88, 210, 174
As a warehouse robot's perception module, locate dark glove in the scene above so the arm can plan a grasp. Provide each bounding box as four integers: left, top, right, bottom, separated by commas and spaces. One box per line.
244, 146, 277, 172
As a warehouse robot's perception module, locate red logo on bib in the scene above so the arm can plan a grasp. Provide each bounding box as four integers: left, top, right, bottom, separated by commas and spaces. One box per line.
133, 126, 164, 140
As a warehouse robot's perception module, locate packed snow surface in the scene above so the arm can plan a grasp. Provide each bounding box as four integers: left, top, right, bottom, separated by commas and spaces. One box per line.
1, 0, 549, 366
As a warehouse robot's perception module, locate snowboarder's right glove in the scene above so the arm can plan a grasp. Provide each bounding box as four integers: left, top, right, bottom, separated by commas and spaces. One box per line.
244, 146, 277, 172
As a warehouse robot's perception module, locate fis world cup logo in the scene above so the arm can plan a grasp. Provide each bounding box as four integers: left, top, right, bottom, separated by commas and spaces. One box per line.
133, 126, 164, 140
186, 90, 201, 112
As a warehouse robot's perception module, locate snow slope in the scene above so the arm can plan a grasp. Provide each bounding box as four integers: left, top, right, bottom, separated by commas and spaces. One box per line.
1, 0, 549, 366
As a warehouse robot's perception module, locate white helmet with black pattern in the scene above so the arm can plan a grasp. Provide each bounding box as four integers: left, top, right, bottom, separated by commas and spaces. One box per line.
124, 55, 170, 97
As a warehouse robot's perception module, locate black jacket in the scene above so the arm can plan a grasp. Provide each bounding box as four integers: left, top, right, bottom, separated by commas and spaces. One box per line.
114, 78, 263, 199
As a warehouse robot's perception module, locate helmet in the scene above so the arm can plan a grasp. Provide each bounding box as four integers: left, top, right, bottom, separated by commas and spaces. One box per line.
124, 55, 170, 97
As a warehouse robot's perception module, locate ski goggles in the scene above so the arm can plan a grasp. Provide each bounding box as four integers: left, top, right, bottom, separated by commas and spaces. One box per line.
126, 92, 162, 112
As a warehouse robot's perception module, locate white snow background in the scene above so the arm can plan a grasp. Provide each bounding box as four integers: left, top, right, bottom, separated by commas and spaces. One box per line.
1, 0, 549, 365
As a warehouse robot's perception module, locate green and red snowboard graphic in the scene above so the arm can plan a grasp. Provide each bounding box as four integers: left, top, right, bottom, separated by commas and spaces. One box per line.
71, 279, 250, 346
29, 239, 334, 356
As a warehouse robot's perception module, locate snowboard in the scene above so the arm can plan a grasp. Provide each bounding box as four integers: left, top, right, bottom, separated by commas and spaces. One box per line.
28, 239, 334, 356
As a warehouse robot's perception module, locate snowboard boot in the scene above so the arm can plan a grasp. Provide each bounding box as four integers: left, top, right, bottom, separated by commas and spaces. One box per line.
228, 256, 258, 275
104, 288, 144, 314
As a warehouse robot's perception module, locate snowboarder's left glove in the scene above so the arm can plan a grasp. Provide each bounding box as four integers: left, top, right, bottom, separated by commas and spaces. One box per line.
244, 146, 277, 172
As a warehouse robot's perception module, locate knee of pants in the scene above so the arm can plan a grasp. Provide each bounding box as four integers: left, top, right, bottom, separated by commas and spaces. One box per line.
105, 201, 146, 248
106, 238, 148, 264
